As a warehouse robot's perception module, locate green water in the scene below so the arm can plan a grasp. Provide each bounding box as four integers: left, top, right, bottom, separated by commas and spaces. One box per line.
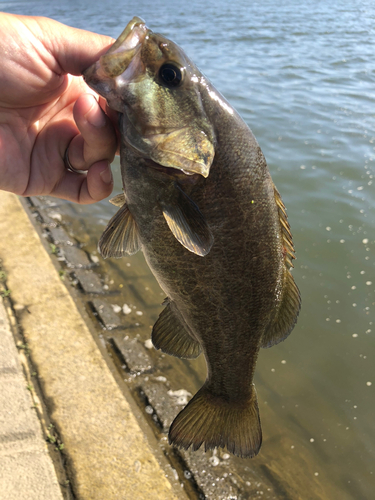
3, 0, 374, 497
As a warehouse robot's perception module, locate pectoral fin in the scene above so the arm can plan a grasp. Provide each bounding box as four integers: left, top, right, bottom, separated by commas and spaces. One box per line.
152, 301, 202, 359
160, 185, 213, 257
98, 202, 141, 258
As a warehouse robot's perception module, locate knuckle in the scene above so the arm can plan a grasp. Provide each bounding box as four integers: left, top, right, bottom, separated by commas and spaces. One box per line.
87, 138, 117, 161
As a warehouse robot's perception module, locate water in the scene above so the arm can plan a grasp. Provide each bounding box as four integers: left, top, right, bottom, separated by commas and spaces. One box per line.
3, 0, 375, 497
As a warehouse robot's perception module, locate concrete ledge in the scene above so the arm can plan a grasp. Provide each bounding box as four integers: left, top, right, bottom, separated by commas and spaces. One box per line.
0, 192, 179, 500
0, 299, 63, 500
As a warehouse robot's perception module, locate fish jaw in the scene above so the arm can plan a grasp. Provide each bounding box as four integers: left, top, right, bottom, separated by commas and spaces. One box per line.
83, 17, 149, 112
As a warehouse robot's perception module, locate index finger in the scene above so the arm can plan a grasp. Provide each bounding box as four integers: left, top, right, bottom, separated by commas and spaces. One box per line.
17, 14, 115, 76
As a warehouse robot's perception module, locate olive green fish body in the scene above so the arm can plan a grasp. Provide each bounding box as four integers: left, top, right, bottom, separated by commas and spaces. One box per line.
124, 118, 280, 381
83, 17, 300, 458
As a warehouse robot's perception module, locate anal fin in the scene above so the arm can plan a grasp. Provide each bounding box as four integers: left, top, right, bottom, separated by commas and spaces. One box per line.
152, 301, 202, 359
98, 202, 141, 258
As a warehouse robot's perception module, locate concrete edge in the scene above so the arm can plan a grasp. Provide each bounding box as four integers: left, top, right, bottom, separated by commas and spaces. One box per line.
0, 297, 64, 500
0, 191, 183, 500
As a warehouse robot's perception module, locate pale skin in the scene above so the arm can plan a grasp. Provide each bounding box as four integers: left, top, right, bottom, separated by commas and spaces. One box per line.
0, 13, 118, 204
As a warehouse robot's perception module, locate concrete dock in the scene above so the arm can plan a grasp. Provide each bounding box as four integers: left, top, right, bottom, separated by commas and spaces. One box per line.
0, 191, 182, 500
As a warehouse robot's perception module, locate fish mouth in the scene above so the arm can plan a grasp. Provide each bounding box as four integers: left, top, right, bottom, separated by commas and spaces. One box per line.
106, 17, 147, 57
83, 16, 149, 86
99, 17, 149, 78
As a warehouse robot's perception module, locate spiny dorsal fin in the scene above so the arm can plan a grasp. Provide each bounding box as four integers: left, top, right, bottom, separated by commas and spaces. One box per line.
98, 203, 141, 258
261, 269, 301, 348
274, 185, 296, 268
109, 192, 126, 207
152, 301, 202, 359
169, 383, 262, 458
160, 184, 214, 257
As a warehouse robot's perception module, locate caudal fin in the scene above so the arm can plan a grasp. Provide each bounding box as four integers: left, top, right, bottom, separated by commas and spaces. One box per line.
168, 384, 262, 458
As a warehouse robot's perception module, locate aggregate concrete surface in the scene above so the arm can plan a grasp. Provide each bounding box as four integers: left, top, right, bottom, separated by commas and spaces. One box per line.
0, 191, 181, 500
0, 299, 63, 500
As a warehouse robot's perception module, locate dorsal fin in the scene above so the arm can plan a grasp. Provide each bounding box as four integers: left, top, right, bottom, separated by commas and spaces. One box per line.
261, 186, 301, 348
98, 202, 141, 258
152, 301, 202, 359
274, 185, 296, 268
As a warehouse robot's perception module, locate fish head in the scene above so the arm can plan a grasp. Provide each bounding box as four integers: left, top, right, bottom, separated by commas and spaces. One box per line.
83, 17, 215, 178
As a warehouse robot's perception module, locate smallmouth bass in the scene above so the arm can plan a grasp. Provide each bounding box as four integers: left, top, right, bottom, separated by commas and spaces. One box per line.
83, 17, 301, 458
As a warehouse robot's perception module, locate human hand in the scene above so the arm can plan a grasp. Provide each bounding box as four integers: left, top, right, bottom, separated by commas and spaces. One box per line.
0, 13, 118, 204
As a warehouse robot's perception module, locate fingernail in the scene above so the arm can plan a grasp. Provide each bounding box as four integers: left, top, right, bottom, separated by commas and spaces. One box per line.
86, 98, 106, 128
100, 163, 113, 184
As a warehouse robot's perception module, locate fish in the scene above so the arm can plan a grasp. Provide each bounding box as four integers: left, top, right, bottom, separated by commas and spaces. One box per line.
83, 17, 301, 458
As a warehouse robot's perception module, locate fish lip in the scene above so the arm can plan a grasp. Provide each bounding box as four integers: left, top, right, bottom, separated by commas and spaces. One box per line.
106, 16, 147, 55
82, 17, 149, 84
98, 18, 149, 78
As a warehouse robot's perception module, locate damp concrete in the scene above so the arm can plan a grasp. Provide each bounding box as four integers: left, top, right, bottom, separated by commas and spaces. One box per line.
0, 298, 64, 500
0, 191, 183, 500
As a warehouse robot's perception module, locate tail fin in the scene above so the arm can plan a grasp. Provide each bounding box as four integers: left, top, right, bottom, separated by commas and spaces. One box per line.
168, 383, 262, 458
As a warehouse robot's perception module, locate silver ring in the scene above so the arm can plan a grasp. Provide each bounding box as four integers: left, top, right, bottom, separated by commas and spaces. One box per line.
64, 146, 85, 174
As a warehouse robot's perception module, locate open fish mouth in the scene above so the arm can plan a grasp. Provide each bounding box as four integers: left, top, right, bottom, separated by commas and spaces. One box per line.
83, 17, 148, 85
99, 17, 148, 78
105, 17, 147, 57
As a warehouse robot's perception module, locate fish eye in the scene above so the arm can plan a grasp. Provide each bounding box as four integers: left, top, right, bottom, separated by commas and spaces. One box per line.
159, 63, 183, 87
